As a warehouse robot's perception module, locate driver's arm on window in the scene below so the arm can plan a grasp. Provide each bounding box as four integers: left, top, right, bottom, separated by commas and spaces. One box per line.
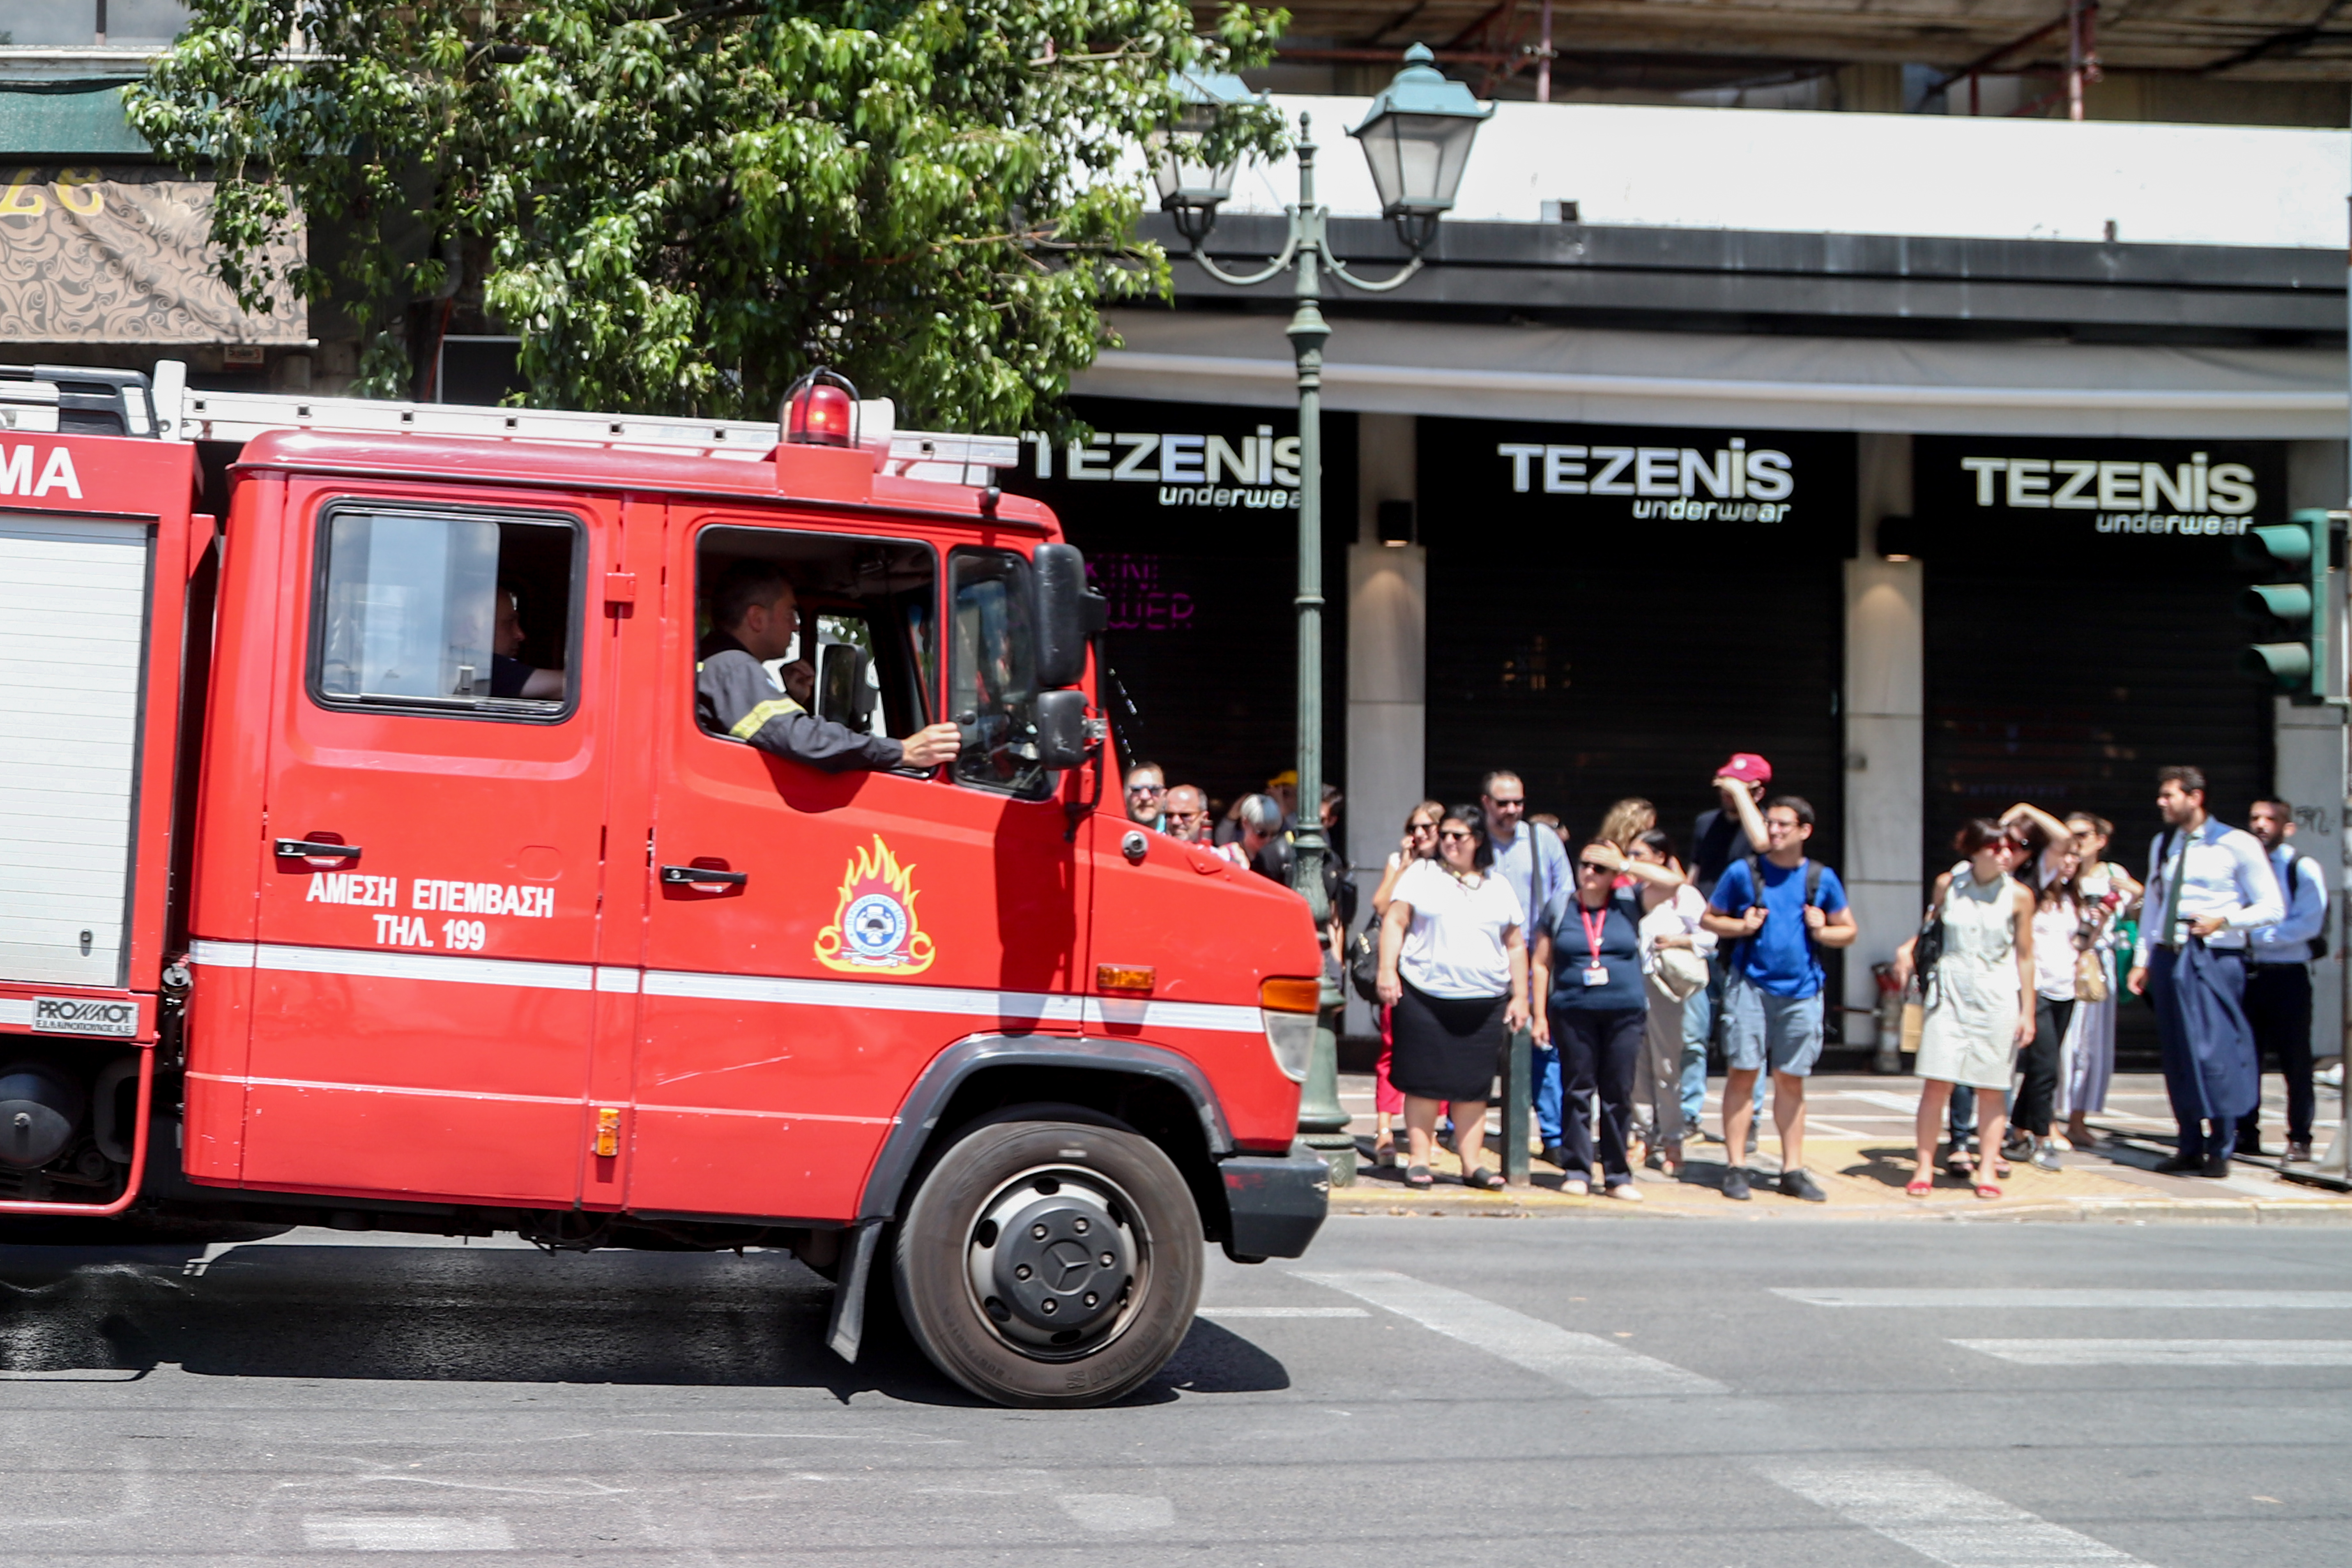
696, 648, 958, 771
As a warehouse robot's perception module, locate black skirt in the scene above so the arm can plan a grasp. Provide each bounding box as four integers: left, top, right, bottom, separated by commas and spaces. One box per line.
1389, 980, 1508, 1102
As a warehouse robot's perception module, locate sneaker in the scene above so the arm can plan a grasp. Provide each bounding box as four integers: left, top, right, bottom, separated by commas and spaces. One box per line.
1604, 1181, 1644, 1202
1778, 1169, 1826, 1203
2201, 1153, 2231, 1179
2031, 1143, 2062, 1173
1560, 1177, 1590, 1197
2153, 1153, 2201, 1174
1722, 1167, 1752, 1202
2286, 1139, 2315, 1164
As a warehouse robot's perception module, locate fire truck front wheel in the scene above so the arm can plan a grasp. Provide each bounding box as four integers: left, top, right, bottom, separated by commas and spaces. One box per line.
893, 1110, 1203, 1409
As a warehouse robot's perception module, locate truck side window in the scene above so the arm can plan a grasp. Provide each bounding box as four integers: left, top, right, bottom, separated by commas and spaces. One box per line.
693, 525, 936, 751
948, 548, 1049, 798
311, 505, 578, 719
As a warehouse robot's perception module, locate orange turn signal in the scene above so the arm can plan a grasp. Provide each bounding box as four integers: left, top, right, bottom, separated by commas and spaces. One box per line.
1095, 963, 1156, 993
1259, 976, 1321, 1014
593, 1107, 621, 1157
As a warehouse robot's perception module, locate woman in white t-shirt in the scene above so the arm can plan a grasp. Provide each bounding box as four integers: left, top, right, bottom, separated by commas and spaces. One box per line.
1376, 803, 1530, 1191
1629, 830, 1710, 1175
2002, 802, 2084, 1172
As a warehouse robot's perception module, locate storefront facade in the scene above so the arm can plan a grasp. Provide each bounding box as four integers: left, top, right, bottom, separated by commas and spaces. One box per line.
1056, 316, 2343, 1052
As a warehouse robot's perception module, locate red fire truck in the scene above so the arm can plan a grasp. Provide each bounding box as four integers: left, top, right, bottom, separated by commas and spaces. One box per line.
0, 361, 1329, 1407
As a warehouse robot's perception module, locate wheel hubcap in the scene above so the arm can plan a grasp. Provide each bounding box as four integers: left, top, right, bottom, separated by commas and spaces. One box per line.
966, 1166, 1144, 1356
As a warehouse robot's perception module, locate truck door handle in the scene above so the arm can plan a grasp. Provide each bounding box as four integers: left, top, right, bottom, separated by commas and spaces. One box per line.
276, 839, 361, 861
660, 865, 748, 886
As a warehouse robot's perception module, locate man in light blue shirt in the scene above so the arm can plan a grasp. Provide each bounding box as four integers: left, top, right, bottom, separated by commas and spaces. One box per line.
2241, 798, 2329, 1163
1482, 771, 1573, 1165
2126, 767, 2286, 1174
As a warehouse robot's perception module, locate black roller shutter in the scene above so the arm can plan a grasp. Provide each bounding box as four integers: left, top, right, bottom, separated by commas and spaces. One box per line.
1420, 417, 1853, 934
1916, 435, 2285, 1061
1000, 396, 1352, 814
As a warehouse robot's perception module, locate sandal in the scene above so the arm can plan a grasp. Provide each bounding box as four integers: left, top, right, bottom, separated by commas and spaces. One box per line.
1462, 1167, 1505, 1191
1975, 1181, 2003, 1200
1405, 1164, 1433, 1190
1905, 1178, 1934, 1197
1991, 1160, 2013, 1179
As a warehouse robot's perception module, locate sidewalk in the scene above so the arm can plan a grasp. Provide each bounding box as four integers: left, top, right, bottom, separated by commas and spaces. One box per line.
1330, 1072, 2352, 1223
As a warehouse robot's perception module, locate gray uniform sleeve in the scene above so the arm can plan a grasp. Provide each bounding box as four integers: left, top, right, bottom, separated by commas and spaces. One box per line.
695, 650, 905, 773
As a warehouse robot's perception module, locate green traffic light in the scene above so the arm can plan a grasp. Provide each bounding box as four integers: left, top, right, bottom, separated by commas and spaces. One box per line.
2242, 641, 2315, 688
2240, 582, 2315, 621
2235, 523, 2315, 569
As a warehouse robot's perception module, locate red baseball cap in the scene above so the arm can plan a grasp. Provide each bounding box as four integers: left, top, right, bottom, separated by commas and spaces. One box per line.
1717, 753, 1773, 785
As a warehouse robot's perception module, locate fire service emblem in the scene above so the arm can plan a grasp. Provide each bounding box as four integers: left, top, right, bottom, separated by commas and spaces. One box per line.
814, 836, 936, 976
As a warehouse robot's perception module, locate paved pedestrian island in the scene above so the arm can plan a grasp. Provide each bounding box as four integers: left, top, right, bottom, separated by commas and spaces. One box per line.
1334, 1071, 2352, 1222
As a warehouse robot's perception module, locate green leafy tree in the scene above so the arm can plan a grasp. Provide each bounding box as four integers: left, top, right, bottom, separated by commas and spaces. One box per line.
126, 0, 1284, 430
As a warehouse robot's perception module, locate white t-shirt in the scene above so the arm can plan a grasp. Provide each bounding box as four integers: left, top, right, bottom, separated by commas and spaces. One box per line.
1637, 884, 1718, 970
2030, 895, 2080, 1002
1392, 858, 1525, 999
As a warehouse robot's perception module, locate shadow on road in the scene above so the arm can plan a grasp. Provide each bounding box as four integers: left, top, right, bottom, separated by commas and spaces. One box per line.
0, 1239, 1289, 1407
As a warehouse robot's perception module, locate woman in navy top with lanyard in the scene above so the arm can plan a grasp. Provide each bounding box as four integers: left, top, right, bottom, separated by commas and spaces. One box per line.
1535, 840, 1683, 1199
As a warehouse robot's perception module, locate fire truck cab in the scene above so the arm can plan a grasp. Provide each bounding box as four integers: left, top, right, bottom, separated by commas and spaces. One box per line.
0, 364, 1329, 1407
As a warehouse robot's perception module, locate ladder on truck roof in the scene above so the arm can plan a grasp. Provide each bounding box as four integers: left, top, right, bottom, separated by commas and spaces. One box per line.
0, 359, 1022, 485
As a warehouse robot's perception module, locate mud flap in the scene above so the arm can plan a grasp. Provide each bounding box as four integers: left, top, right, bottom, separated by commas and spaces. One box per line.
824, 1217, 886, 1363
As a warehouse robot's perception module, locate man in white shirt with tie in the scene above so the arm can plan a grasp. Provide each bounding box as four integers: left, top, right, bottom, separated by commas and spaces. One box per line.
2126, 766, 2286, 1177
2242, 798, 2329, 1164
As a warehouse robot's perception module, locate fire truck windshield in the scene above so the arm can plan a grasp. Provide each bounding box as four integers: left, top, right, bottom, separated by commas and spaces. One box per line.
948, 548, 1050, 797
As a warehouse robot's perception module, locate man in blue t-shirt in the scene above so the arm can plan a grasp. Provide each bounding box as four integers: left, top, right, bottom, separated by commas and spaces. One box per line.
1701, 794, 1857, 1204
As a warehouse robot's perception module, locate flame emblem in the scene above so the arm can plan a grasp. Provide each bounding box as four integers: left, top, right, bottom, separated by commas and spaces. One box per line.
814, 835, 935, 975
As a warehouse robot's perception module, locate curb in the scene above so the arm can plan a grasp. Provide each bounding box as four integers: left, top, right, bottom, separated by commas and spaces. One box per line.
1323, 1190, 2352, 1225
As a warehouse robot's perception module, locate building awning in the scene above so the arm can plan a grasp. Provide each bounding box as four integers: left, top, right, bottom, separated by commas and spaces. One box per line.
0, 163, 306, 345
0, 83, 151, 157
1083, 310, 2347, 440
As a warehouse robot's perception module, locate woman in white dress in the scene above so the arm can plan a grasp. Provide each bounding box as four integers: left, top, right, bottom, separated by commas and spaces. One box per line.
1896, 820, 2037, 1198
2060, 812, 2140, 1149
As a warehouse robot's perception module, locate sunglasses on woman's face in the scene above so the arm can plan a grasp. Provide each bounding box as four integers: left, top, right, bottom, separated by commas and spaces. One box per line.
1579, 861, 1613, 875
1438, 829, 1475, 842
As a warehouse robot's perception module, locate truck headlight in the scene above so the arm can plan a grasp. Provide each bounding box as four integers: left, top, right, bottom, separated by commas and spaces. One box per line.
1259, 977, 1320, 1083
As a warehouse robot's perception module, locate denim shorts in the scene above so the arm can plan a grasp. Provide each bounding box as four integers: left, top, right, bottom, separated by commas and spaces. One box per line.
1721, 974, 1825, 1077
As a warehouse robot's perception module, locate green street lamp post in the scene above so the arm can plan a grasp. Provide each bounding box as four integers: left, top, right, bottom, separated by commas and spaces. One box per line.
1151, 47, 1491, 1187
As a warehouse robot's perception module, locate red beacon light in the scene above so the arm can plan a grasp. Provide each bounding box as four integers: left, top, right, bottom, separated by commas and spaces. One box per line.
782, 367, 858, 448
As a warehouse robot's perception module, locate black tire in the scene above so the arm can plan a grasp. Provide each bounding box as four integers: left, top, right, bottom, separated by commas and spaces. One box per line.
892, 1109, 1202, 1409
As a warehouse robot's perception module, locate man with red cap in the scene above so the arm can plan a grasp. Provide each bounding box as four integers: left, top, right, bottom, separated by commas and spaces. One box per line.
1681, 755, 1774, 1152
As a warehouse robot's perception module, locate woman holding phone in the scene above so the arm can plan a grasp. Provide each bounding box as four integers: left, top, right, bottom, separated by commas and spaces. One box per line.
1376, 804, 1530, 1190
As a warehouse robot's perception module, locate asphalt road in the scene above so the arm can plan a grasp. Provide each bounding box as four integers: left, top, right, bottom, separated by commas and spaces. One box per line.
1, 1218, 2346, 1565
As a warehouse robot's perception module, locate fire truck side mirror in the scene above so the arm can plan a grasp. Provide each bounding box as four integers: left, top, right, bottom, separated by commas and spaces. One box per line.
1033, 543, 1106, 689
1035, 688, 1091, 770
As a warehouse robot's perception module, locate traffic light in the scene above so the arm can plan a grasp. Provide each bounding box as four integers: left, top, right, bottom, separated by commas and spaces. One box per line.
2237, 508, 2345, 704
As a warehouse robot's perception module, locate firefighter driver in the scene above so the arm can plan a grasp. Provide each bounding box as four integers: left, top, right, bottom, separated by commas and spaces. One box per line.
696, 560, 962, 772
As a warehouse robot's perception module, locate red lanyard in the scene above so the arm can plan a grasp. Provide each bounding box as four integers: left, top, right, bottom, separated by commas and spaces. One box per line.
1578, 902, 1609, 963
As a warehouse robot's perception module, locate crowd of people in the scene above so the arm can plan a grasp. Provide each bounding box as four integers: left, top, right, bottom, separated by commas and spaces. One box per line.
1129, 753, 2332, 1202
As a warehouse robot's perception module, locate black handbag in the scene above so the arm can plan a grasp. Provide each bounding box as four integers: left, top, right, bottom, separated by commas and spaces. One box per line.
1348, 919, 1381, 1005
1910, 893, 1946, 1004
